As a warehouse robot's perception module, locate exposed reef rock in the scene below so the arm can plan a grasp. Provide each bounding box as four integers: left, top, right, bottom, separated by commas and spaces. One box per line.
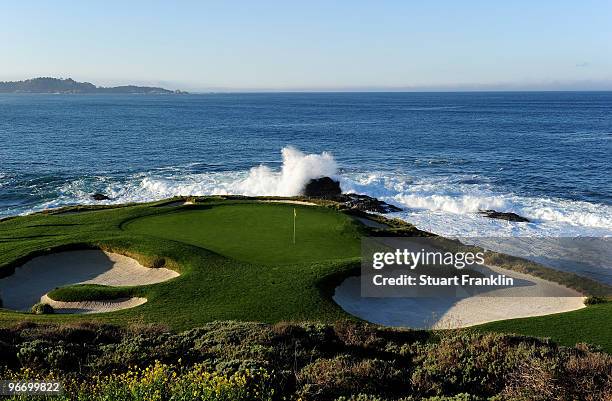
303, 177, 342, 198
479, 209, 530, 222
303, 177, 402, 214
340, 193, 402, 214
91, 193, 111, 201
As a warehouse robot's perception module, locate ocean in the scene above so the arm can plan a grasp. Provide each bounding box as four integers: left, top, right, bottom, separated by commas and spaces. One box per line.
1, 92, 611, 239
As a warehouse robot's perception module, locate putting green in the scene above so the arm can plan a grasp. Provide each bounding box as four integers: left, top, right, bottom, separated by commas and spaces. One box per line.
123, 203, 361, 265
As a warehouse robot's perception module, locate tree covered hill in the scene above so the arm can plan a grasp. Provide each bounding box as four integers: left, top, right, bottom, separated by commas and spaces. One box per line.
0, 77, 186, 94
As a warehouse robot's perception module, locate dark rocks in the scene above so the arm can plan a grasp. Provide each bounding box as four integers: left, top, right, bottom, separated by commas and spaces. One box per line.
302, 176, 402, 213
340, 193, 402, 214
303, 177, 342, 198
91, 193, 110, 201
479, 209, 530, 222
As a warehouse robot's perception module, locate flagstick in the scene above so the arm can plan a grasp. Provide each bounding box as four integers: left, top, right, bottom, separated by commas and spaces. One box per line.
293, 208, 296, 244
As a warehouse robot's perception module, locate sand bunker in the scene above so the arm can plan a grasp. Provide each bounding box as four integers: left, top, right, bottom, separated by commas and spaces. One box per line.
40, 294, 147, 314
0, 250, 179, 313
334, 264, 585, 329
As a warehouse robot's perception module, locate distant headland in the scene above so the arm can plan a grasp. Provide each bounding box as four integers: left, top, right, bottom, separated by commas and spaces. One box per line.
0, 77, 187, 94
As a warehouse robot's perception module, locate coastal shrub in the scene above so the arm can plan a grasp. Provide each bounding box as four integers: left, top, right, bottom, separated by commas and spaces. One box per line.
16, 341, 82, 371
1, 321, 610, 400
1, 361, 275, 401
501, 348, 612, 401
584, 295, 608, 305
16, 340, 53, 369
93, 332, 178, 369
334, 395, 386, 401
297, 355, 407, 400
332, 393, 484, 401
30, 303, 54, 315
409, 332, 555, 397
332, 321, 381, 348
0, 339, 16, 368
562, 351, 612, 401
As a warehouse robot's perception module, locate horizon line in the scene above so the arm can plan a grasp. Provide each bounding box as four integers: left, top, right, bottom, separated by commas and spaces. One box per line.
186, 88, 612, 94
3, 76, 612, 93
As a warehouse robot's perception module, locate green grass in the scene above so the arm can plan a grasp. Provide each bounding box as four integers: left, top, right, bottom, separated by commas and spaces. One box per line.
123, 203, 361, 265
0, 198, 610, 352
475, 302, 612, 353
0, 200, 361, 330
47, 284, 136, 302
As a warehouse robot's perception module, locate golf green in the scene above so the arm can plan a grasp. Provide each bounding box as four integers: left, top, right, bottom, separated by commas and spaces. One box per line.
123, 203, 361, 265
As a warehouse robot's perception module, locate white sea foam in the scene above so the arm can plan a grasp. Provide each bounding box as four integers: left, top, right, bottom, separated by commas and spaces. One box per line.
339, 171, 612, 237
36, 147, 338, 208
27, 147, 612, 238
234, 147, 338, 196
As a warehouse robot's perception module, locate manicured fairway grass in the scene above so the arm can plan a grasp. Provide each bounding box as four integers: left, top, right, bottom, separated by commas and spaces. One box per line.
0, 198, 610, 352
475, 302, 612, 353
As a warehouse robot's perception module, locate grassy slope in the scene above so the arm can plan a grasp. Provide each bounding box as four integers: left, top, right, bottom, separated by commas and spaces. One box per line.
474, 302, 612, 352
0, 199, 610, 352
0, 200, 361, 330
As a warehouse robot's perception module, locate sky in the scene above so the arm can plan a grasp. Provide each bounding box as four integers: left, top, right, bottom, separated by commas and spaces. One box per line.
1, 0, 612, 91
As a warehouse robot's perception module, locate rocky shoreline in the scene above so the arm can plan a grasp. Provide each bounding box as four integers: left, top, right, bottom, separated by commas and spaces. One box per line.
303, 177, 402, 214
89, 176, 531, 222
478, 209, 530, 222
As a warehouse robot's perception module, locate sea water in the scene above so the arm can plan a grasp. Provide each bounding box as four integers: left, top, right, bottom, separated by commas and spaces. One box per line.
1, 92, 611, 240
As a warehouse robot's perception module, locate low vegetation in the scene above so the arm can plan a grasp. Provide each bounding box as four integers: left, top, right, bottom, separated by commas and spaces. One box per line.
0, 321, 610, 400
584, 295, 609, 305
30, 303, 54, 315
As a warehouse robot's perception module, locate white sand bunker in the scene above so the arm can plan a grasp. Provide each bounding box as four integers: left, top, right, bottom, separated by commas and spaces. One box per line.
334, 265, 586, 329
39, 294, 148, 314
0, 250, 179, 314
